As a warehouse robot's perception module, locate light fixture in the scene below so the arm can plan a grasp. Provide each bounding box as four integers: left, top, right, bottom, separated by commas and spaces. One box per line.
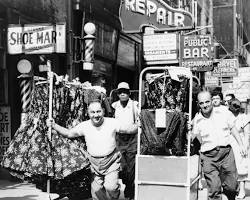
17, 59, 32, 74
84, 22, 96, 35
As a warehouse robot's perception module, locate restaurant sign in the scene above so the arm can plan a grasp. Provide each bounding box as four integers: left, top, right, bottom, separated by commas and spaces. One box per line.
119, 0, 194, 33
212, 59, 239, 77
180, 35, 213, 71
8, 23, 66, 54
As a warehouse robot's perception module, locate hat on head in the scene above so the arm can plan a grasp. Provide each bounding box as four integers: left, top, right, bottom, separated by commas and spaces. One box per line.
229, 98, 241, 113
117, 82, 130, 90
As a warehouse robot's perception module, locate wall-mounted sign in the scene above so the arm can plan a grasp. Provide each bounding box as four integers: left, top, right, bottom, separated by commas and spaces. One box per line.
0, 106, 11, 162
119, 0, 194, 33
212, 59, 238, 77
204, 72, 219, 87
143, 33, 177, 63
8, 23, 66, 54
180, 35, 213, 71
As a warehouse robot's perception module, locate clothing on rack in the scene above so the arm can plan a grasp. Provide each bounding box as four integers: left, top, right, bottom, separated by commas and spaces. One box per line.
140, 109, 187, 156
144, 75, 189, 112
1, 80, 107, 198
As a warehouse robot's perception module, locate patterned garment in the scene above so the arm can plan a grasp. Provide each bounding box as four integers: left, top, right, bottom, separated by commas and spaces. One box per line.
1, 83, 95, 198
144, 76, 189, 112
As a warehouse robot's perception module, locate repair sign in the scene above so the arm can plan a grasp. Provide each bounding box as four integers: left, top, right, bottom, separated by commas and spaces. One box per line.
180, 35, 213, 71
7, 23, 66, 54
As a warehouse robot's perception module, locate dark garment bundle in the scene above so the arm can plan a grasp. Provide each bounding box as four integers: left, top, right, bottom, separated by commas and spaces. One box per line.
140, 109, 187, 156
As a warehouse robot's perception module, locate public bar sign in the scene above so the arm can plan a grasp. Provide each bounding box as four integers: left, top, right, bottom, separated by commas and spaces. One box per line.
119, 0, 194, 33
0, 106, 11, 162
7, 23, 66, 54
180, 34, 213, 71
143, 33, 177, 62
212, 59, 239, 77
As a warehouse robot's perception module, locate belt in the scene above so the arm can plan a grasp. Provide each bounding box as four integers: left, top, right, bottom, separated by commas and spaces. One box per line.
90, 148, 117, 159
202, 145, 231, 154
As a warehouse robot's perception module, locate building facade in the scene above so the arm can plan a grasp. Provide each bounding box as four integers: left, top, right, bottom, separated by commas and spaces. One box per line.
213, 0, 250, 110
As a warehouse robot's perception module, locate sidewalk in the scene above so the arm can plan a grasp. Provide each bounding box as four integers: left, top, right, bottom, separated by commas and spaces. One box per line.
1, 167, 250, 200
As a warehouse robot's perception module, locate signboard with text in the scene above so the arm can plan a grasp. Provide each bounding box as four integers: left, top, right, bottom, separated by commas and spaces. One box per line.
143, 33, 177, 63
0, 106, 11, 162
119, 0, 194, 33
204, 72, 219, 87
212, 59, 238, 77
180, 35, 213, 71
7, 23, 66, 54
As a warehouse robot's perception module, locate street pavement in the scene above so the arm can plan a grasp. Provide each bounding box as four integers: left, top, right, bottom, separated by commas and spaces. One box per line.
1, 167, 250, 200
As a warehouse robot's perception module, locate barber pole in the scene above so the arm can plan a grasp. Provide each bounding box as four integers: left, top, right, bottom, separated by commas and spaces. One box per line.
83, 22, 96, 70
18, 74, 33, 123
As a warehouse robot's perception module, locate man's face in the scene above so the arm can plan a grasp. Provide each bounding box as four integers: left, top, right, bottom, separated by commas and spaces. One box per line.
118, 89, 130, 102
88, 102, 104, 127
198, 92, 213, 116
212, 95, 222, 107
225, 96, 232, 107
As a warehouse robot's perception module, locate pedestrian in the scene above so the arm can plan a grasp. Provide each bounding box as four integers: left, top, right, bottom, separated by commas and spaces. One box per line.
211, 90, 229, 111
111, 82, 138, 200
47, 100, 136, 200
225, 93, 235, 107
228, 98, 250, 199
211, 90, 224, 107
190, 90, 247, 200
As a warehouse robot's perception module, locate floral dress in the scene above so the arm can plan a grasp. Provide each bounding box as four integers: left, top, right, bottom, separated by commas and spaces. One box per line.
1, 83, 103, 198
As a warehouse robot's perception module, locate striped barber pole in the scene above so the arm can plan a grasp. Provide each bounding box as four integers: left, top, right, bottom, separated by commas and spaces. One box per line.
19, 76, 32, 113
84, 34, 95, 62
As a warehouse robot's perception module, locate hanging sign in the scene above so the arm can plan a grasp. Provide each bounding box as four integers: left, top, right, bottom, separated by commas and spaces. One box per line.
179, 34, 213, 71
7, 23, 66, 54
119, 0, 194, 33
143, 33, 177, 63
212, 59, 238, 77
0, 106, 11, 162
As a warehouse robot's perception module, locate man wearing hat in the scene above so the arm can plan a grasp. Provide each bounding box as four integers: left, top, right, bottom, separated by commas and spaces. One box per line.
112, 82, 138, 200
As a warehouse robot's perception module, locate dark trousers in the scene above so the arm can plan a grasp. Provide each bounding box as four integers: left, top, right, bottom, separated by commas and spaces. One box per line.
116, 134, 137, 199
201, 145, 238, 200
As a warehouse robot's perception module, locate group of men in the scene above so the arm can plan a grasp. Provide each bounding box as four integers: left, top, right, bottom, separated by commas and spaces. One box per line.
47, 77, 249, 200
192, 90, 250, 200
47, 82, 138, 200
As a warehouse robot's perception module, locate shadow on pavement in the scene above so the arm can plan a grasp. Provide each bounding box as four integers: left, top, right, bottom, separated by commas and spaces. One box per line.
0, 195, 40, 200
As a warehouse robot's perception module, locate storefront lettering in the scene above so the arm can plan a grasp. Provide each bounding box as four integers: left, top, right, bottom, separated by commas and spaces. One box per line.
125, 0, 185, 26
9, 31, 57, 45
0, 137, 10, 146
183, 37, 210, 59
0, 111, 8, 121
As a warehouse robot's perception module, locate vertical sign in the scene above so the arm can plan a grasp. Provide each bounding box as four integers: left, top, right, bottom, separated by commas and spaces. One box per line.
0, 106, 11, 162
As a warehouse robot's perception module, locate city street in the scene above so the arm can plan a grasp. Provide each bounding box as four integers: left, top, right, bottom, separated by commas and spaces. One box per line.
1, 167, 250, 200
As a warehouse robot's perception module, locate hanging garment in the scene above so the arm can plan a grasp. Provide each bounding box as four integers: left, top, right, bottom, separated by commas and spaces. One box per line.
1, 82, 94, 198
140, 109, 187, 156
144, 76, 189, 112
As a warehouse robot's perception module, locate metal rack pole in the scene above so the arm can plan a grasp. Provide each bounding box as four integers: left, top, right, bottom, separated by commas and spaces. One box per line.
47, 60, 53, 195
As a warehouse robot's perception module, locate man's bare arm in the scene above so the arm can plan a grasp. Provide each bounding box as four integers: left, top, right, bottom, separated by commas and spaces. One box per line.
47, 119, 81, 138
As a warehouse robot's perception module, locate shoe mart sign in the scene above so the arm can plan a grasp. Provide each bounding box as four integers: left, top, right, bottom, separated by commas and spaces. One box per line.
119, 0, 194, 33
7, 23, 66, 54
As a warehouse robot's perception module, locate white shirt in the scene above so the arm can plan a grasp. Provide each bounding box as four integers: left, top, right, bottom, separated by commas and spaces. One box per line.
192, 106, 235, 152
112, 99, 138, 128
71, 118, 120, 157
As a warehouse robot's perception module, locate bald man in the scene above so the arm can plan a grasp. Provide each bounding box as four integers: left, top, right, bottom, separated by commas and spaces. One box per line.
191, 91, 246, 200
47, 100, 136, 200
